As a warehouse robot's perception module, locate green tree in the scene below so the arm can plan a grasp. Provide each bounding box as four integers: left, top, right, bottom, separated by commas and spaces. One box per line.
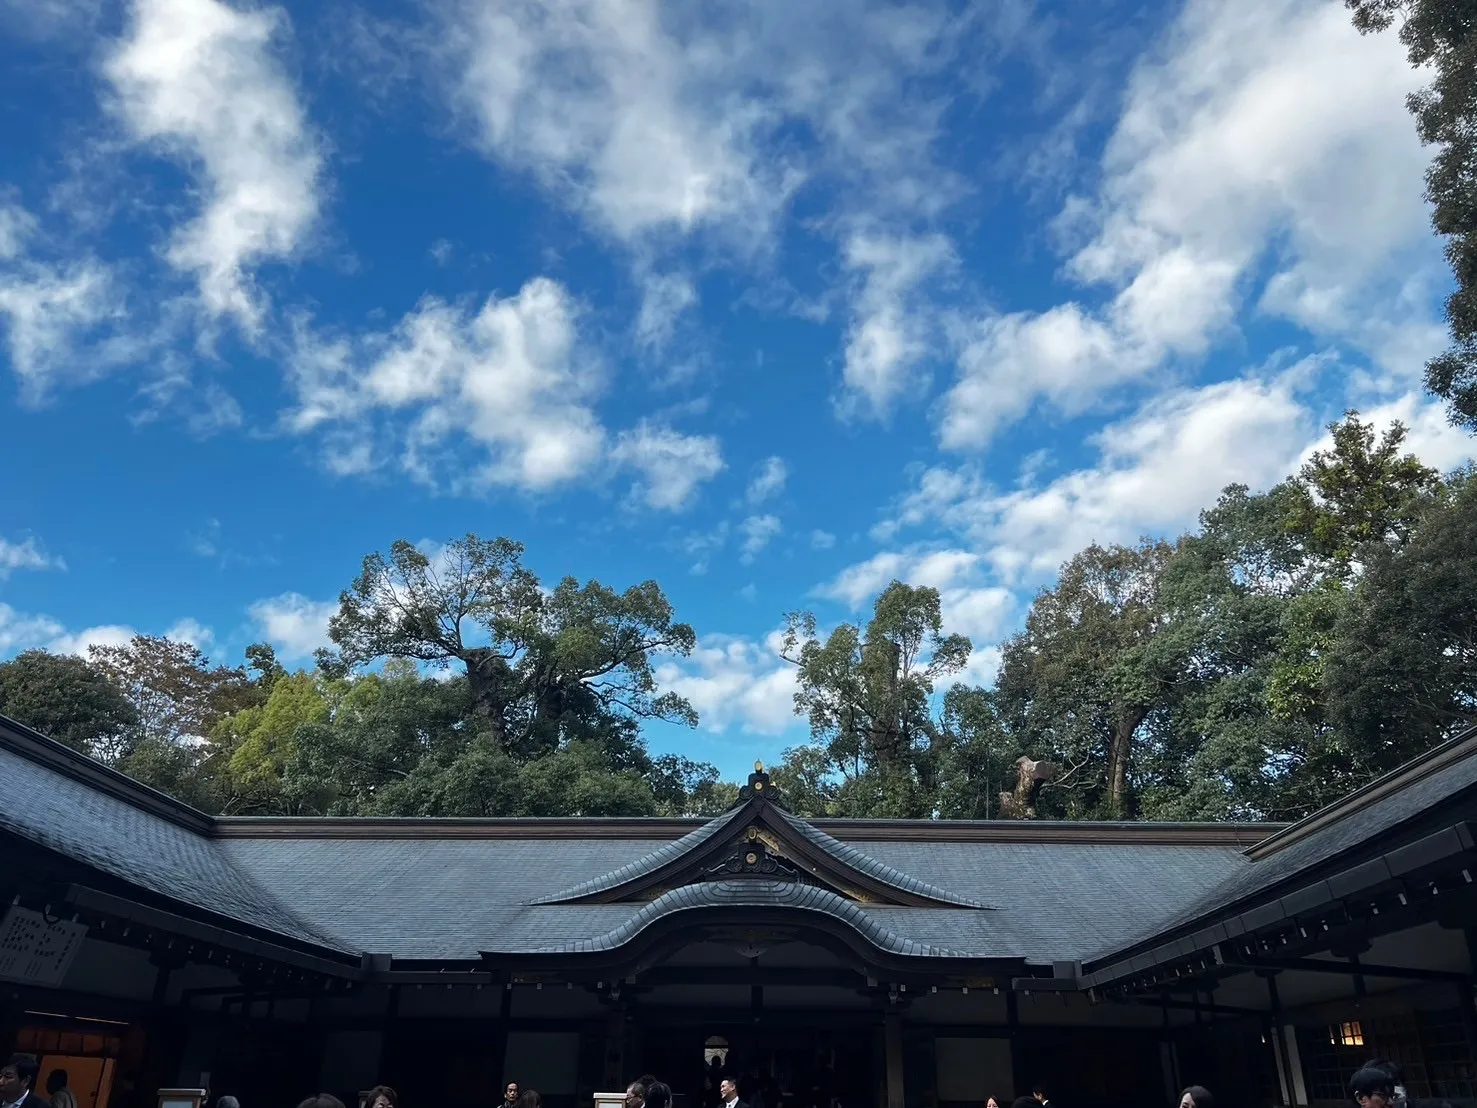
1346, 0, 1477, 429
89, 635, 260, 751
782, 582, 970, 817
770, 744, 840, 818
935, 686, 1024, 820
996, 540, 1181, 818
0, 650, 139, 758
1285, 412, 1443, 575
319, 535, 698, 756
1325, 478, 1477, 757
650, 753, 737, 816
211, 672, 334, 814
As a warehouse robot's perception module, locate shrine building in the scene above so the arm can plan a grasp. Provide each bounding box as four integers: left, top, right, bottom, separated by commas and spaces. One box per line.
3, 714, 1477, 1108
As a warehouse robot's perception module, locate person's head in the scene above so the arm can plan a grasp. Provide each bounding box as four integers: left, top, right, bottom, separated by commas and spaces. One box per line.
46, 1072, 69, 1096
1367, 1062, 1406, 1096
626, 1083, 645, 1108
720, 1080, 738, 1103
297, 1097, 345, 1108
504, 1084, 519, 1104
1181, 1087, 1214, 1108
644, 1082, 671, 1108
986, 1097, 1000, 1108
216, 1097, 239, 1108
1352, 1067, 1397, 1108
0, 1057, 39, 1104
514, 1091, 541, 1108
367, 1086, 397, 1108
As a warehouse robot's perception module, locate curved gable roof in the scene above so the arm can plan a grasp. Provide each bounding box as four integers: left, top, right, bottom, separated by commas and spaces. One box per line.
537, 767, 985, 909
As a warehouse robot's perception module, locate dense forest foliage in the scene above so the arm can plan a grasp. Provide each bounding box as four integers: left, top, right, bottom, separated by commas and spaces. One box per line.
2, 414, 1474, 822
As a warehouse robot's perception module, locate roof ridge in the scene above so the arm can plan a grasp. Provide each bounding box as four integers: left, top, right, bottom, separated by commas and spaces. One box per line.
773, 807, 986, 908
1245, 725, 1477, 860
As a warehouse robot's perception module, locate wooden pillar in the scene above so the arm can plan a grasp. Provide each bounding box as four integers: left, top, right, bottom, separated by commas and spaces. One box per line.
883, 1012, 904, 1108
602, 1004, 626, 1091
1006, 991, 1023, 1099
1262, 973, 1299, 1108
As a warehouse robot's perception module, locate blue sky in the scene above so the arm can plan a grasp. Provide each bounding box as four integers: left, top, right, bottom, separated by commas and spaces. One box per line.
1, 0, 1473, 780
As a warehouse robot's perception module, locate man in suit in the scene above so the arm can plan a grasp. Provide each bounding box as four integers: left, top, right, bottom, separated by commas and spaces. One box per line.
0, 1056, 49, 1108
719, 1079, 747, 1108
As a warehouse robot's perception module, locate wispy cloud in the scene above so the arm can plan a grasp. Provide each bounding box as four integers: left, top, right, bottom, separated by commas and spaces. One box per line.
105, 0, 323, 330
0, 536, 65, 578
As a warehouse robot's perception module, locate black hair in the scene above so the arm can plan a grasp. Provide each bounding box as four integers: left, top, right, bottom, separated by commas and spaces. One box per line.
47, 1071, 70, 1095
1367, 1062, 1405, 1087
644, 1083, 671, 1108
217, 1098, 240, 1108
1183, 1087, 1214, 1108
515, 1091, 542, 1108
3, 1057, 39, 1090
1352, 1067, 1397, 1101
297, 1095, 346, 1108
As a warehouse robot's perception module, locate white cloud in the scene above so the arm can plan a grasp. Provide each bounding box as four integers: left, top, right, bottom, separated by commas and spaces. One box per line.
287, 279, 609, 493
49, 623, 138, 656
902, 371, 1319, 582
0, 602, 215, 659
739, 514, 782, 563
441, 0, 1016, 416
0, 604, 66, 655
839, 231, 953, 417
941, 0, 1440, 450
248, 591, 337, 661
810, 529, 836, 550
745, 456, 788, 505
654, 629, 799, 737
450, 0, 791, 245
611, 420, 725, 511
635, 271, 698, 351
0, 536, 65, 578
816, 546, 1014, 645
0, 239, 129, 395
105, 0, 322, 329
164, 617, 215, 651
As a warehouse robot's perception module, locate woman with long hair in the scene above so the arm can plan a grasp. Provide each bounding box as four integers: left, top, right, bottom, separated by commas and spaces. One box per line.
515, 1090, 543, 1108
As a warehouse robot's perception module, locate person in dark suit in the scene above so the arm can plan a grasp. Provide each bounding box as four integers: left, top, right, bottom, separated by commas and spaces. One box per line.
0, 1058, 50, 1108
719, 1078, 747, 1108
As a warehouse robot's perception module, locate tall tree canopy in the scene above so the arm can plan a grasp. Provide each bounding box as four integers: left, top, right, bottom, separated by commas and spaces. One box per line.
1, 429, 1471, 825
781, 581, 970, 817
1346, 0, 1477, 429
0, 649, 138, 757
319, 535, 698, 758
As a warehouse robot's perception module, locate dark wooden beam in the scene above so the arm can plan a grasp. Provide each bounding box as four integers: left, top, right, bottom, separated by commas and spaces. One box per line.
636, 966, 865, 989
1231, 956, 1468, 984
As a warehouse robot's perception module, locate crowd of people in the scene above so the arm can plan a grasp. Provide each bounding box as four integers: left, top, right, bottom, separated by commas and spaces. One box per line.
0, 1050, 1458, 1108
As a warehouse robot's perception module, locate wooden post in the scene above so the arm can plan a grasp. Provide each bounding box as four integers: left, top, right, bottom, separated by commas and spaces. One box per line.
1006, 991, 1023, 1100
884, 1012, 904, 1108
1262, 972, 1297, 1108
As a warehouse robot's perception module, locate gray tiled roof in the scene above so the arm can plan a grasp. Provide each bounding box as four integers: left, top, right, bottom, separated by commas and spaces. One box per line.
0, 744, 345, 952
8, 712, 1476, 973
1086, 733, 1477, 965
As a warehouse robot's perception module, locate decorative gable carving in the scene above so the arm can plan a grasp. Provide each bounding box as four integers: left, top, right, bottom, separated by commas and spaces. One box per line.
537, 763, 986, 910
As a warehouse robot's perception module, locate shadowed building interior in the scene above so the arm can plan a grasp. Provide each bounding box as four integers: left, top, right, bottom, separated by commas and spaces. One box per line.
3, 715, 1476, 1108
